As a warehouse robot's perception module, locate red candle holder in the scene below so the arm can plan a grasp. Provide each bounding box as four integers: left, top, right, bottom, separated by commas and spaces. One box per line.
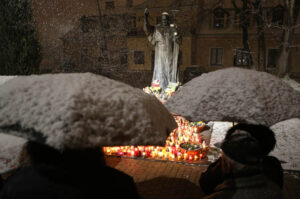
134, 148, 140, 157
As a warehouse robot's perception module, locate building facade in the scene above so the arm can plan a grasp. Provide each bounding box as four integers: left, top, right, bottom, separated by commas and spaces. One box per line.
31, 0, 300, 85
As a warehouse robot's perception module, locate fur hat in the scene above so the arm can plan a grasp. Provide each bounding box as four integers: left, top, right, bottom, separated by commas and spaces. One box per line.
220, 123, 276, 165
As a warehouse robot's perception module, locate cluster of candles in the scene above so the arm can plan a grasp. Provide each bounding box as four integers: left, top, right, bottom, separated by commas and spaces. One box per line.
103, 116, 208, 162
103, 145, 205, 161
165, 117, 205, 149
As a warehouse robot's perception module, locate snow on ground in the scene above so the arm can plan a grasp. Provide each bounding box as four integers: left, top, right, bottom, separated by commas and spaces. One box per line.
270, 118, 300, 171
283, 75, 300, 92
0, 76, 25, 174
0, 76, 16, 85
209, 121, 232, 147
0, 133, 27, 174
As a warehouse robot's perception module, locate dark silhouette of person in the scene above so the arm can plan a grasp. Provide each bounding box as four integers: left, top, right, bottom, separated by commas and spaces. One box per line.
0, 175, 3, 190
262, 156, 283, 189
0, 141, 141, 199
199, 123, 283, 199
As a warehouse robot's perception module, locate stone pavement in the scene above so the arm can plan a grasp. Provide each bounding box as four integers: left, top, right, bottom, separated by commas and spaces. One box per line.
106, 156, 300, 199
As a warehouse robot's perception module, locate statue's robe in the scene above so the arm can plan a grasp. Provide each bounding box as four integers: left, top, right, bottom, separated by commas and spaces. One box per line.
146, 24, 180, 91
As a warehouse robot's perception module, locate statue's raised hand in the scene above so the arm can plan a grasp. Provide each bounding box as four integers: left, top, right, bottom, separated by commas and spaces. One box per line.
144, 8, 149, 17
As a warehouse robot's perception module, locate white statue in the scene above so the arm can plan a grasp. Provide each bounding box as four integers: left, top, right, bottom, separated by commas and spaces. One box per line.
144, 8, 181, 91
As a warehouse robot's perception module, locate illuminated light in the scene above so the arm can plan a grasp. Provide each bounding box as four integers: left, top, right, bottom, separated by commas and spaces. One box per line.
164, 152, 169, 159
126, 149, 131, 155
198, 137, 202, 143
193, 127, 198, 133
171, 147, 176, 154
134, 148, 139, 156
183, 153, 188, 160
102, 117, 209, 163
177, 152, 182, 160
151, 151, 155, 158
171, 154, 175, 160
146, 150, 151, 157
194, 155, 199, 161
158, 151, 163, 158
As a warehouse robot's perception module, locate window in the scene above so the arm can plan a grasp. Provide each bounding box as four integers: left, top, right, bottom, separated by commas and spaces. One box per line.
80, 16, 96, 33
267, 49, 280, 67
120, 49, 128, 65
126, 0, 133, 7
210, 48, 223, 66
127, 15, 137, 36
272, 6, 284, 25
213, 8, 225, 28
134, 51, 144, 64
105, 1, 115, 9
234, 49, 250, 66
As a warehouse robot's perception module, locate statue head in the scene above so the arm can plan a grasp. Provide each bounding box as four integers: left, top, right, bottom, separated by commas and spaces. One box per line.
161, 12, 170, 26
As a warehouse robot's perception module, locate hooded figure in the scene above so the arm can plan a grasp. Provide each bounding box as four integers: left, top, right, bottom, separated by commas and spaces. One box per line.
144, 8, 181, 91
199, 123, 283, 199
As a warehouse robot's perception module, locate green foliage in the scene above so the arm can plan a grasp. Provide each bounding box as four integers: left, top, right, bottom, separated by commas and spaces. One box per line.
0, 0, 41, 75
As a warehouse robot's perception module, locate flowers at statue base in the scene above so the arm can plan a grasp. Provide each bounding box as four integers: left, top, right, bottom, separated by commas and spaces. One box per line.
143, 80, 181, 100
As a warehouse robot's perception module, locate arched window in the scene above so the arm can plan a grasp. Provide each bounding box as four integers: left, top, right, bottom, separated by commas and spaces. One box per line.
234, 49, 250, 66
267, 49, 280, 67
126, 0, 133, 8
211, 48, 223, 65
272, 5, 284, 25
213, 8, 226, 29
105, 1, 115, 10
134, 51, 144, 64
